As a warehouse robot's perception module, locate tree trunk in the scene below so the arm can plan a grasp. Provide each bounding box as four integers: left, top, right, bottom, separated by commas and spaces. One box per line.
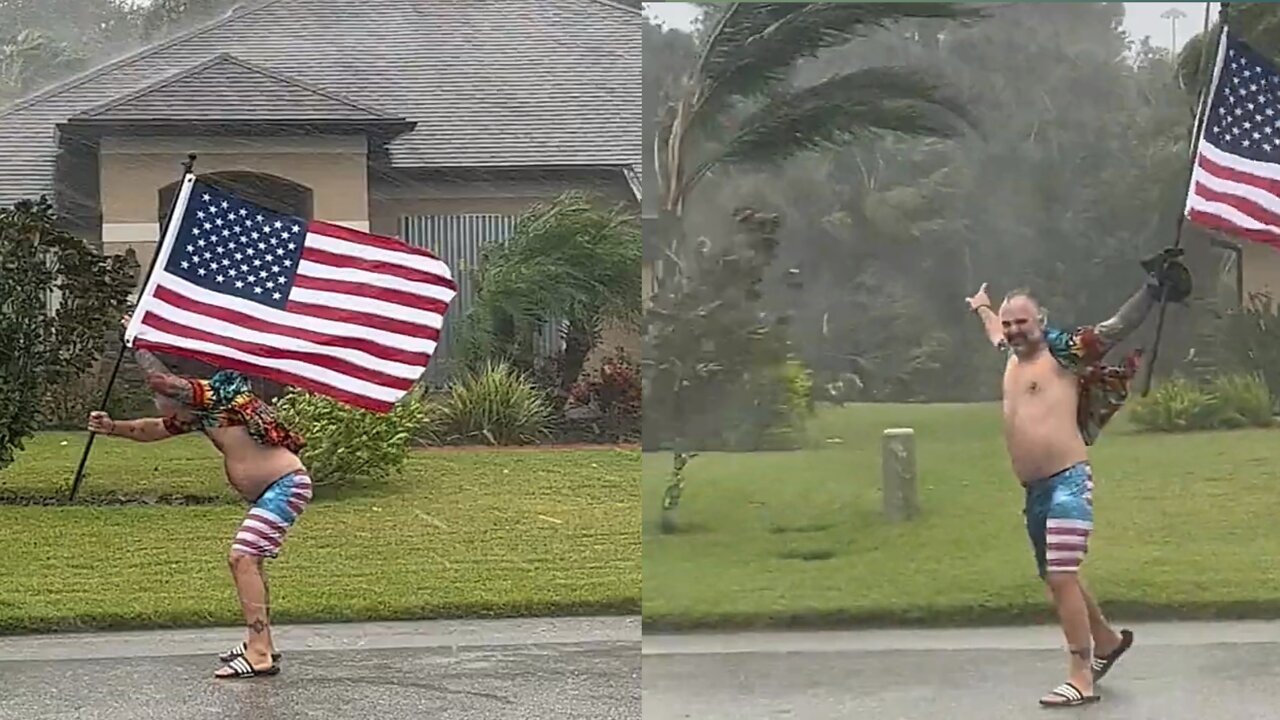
559, 318, 598, 396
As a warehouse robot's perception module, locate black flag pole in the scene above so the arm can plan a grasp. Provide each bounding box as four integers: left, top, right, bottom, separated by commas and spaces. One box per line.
68, 153, 199, 502
1140, 2, 1228, 397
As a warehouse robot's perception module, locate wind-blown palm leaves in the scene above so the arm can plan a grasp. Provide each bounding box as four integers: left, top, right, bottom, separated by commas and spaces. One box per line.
655, 2, 984, 217
464, 192, 641, 397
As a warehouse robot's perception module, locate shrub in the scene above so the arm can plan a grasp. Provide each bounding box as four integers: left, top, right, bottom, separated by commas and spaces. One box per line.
273, 388, 427, 487
565, 348, 642, 442
1129, 373, 1273, 432
1211, 292, 1280, 410
1207, 372, 1273, 428
421, 361, 553, 446
1, 197, 136, 469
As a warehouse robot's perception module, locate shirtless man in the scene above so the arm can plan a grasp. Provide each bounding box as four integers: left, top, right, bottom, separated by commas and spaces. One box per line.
965, 250, 1187, 707
86, 316, 311, 679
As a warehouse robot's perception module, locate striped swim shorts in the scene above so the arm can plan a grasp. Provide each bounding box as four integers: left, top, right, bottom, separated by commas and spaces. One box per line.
1024, 462, 1094, 579
230, 471, 313, 558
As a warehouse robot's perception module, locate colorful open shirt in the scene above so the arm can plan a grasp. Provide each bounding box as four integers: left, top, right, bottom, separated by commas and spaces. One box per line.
1042, 326, 1142, 446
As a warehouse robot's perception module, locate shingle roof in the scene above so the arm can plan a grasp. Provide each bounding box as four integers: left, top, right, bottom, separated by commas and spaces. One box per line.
0, 0, 641, 204
72, 53, 403, 122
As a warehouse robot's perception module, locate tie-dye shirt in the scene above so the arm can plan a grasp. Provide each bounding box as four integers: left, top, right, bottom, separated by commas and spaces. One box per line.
161, 370, 306, 453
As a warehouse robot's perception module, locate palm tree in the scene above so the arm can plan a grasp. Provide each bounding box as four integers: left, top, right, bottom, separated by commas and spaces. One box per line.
654, 3, 982, 227
465, 192, 641, 401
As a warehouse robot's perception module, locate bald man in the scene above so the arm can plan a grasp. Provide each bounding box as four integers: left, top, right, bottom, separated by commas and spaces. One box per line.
965, 249, 1186, 707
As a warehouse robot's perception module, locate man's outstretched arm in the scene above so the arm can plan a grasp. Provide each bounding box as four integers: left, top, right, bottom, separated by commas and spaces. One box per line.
966, 282, 1008, 350
87, 411, 194, 442
1093, 277, 1161, 347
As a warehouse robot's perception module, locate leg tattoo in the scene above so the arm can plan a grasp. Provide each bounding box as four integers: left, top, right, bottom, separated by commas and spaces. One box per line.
1069, 645, 1093, 661
247, 619, 267, 634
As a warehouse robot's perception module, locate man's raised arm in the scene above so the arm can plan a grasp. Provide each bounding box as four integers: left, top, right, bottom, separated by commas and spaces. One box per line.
1084, 247, 1189, 361
1093, 279, 1161, 348
966, 282, 1007, 349
124, 313, 204, 407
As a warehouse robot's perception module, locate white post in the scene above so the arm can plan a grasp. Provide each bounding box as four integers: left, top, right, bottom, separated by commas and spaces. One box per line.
882, 428, 918, 522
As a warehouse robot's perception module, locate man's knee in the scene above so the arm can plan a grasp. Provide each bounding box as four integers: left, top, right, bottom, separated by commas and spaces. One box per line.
1044, 570, 1081, 594
228, 550, 264, 571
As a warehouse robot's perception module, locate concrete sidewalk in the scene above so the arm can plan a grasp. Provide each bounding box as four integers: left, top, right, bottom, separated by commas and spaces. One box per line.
0, 615, 641, 720
642, 620, 1280, 720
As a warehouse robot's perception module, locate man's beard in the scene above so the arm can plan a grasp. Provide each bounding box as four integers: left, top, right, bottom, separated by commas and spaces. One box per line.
1008, 334, 1042, 357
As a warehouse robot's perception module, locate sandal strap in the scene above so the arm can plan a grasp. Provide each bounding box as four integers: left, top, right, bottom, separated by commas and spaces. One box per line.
227, 641, 247, 656
1051, 683, 1084, 701
228, 656, 254, 677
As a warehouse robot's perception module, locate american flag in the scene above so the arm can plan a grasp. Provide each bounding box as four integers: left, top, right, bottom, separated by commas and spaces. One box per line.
1185, 31, 1280, 247
125, 175, 457, 413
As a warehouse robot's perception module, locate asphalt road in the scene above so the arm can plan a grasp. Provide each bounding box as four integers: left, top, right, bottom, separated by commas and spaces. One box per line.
642, 620, 1280, 720
0, 616, 640, 720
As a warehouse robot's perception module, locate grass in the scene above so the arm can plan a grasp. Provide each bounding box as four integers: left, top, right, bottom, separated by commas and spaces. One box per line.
642, 403, 1280, 631
0, 432, 640, 634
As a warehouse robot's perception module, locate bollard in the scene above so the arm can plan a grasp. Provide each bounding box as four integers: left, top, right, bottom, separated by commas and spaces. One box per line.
882, 428, 918, 522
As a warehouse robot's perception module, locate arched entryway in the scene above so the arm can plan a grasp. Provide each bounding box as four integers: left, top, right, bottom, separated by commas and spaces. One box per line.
150, 171, 315, 401
158, 170, 313, 227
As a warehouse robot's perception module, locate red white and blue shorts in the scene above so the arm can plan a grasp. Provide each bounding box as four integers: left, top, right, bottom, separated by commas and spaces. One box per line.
231, 471, 313, 558
1024, 462, 1094, 578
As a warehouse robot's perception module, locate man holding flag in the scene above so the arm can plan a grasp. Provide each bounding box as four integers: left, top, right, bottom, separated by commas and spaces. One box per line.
965, 248, 1188, 708
85, 173, 456, 679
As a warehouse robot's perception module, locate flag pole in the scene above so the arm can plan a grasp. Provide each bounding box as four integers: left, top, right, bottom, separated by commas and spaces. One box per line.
68, 153, 198, 502
1141, 2, 1228, 397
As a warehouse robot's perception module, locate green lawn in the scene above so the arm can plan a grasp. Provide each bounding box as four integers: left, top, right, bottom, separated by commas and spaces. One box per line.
0, 432, 640, 634
642, 403, 1280, 630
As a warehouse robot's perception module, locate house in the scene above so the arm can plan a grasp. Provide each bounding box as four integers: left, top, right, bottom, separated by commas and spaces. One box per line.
0, 0, 641, 381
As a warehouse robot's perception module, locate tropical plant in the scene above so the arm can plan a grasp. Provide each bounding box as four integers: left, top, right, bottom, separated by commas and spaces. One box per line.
0, 197, 136, 470
273, 388, 427, 489
1203, 292, 1280, 410
1129, 373, 1273, 432
463, 192, 641, 401
0, 29, 86, 101
421, 361, 554, 446
652, 2, 980, 230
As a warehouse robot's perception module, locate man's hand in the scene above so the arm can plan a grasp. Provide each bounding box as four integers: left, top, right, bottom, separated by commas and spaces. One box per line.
966, 283, 992, 312
87, 411, 115, 435
1140, 247, 1192, 303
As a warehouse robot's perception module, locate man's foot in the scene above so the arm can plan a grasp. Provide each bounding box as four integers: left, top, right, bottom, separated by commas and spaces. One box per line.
218, 641, 282, 664
214, 655, 280, 679
1091, 628, 1134, 682
1039, 682, 1100, 708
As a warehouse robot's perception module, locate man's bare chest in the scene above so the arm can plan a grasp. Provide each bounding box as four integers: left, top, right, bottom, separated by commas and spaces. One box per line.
1004, 353, 1075, 403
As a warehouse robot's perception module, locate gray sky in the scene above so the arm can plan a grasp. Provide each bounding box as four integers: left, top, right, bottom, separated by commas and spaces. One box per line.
643, 2, 1219, 52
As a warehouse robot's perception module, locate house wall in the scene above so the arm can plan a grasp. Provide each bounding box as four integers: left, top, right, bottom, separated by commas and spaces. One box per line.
1242, 240, 1280, 299
98, 134, 369, 270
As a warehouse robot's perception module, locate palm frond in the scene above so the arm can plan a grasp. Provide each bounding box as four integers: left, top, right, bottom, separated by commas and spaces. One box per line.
686, 66, 973, 190
692, 3, 984, 134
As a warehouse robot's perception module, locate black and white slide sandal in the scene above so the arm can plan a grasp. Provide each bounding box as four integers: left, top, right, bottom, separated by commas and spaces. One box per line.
1091, 629, 1134, 682
218, 641, 282, 664
214, 655, 281, 679
1039, 682, 1100, 708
